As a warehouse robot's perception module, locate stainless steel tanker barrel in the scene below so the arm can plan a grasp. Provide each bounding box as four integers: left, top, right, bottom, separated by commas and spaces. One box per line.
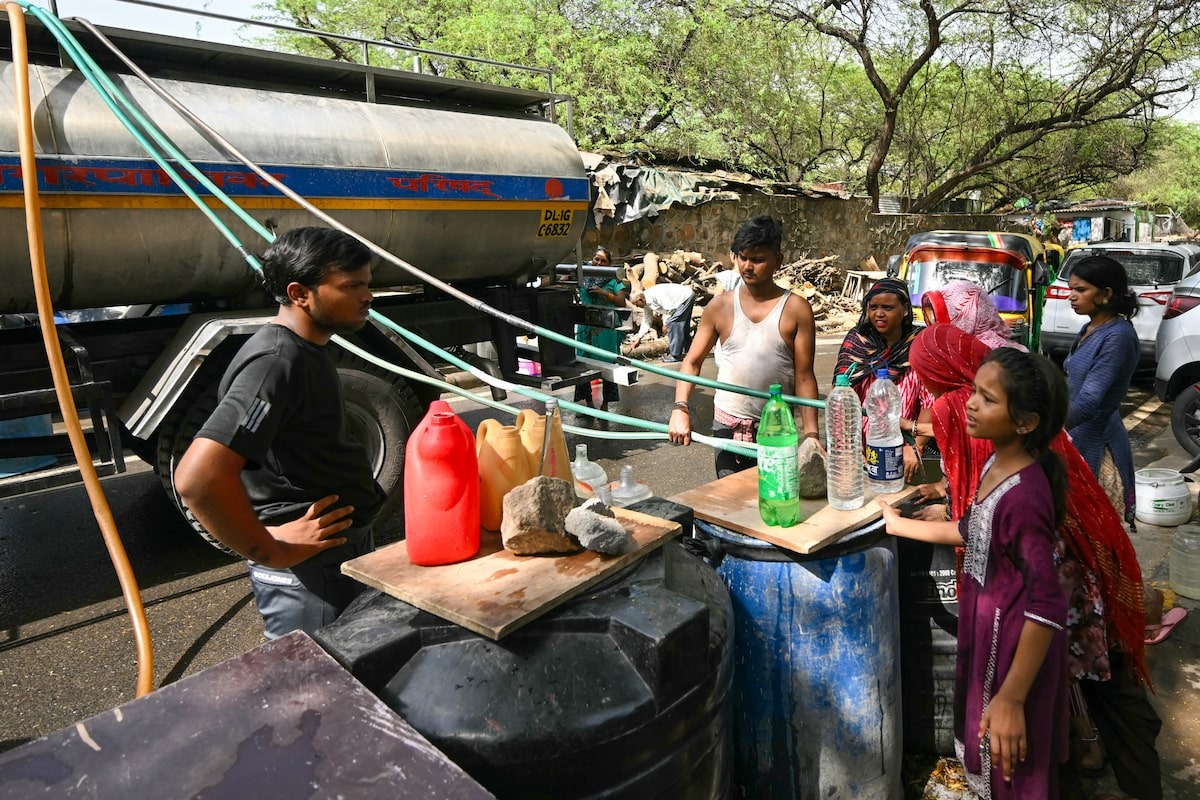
0, 58, 588, 313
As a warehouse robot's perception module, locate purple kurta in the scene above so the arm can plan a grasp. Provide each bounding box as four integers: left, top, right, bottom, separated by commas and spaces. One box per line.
955, 461, 1069, 800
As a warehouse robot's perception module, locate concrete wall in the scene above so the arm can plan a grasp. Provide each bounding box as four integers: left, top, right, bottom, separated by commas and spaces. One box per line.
582, 193, 1014, 275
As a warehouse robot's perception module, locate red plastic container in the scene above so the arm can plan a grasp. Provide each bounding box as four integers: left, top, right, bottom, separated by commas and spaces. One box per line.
404, 407, 480, 566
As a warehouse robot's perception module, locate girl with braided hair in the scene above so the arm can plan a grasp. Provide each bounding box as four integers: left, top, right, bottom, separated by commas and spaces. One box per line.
880, 344, 1071, 800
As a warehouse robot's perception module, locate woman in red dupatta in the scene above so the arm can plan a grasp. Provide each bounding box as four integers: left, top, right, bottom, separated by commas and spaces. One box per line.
911, 323, 1159, 800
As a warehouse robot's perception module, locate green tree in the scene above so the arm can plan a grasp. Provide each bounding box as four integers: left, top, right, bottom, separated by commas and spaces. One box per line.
257, 0, 861, 176
258, 0, 1200, 212
260, 0, 725, 156
1111, 121, 1200, 226
763, 0, 1200, 211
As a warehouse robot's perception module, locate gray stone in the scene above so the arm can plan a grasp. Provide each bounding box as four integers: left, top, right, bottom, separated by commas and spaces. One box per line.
565, 506, 635, 555
797, 436, 827, 499
500, 476, 582, 555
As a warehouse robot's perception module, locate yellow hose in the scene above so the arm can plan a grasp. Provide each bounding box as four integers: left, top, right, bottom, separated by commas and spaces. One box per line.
5, 2, 154, 697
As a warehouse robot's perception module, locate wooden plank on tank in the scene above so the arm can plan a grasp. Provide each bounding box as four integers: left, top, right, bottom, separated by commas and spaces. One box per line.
342, 507, 680, 640
671, 467, 919, 554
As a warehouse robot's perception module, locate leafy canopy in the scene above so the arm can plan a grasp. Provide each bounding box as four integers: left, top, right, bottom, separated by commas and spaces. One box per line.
257, 0, 1200, 219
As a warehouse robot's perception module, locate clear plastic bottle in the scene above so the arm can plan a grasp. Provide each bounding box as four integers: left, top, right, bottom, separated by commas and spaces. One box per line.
865, 367, 905, 494
1170, 525, 1200, 600
757, 383, 800, 527
825, 373, 864, 510
609, 464, 652, 508
571, 443, 609, 499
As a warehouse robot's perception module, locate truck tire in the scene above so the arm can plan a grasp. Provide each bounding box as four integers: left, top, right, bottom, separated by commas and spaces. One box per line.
1171, 384, 1200, 456
332, 357, 425, 542
156, 352, 425, 553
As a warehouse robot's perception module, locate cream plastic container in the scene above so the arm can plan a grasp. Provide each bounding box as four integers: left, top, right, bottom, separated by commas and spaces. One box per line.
1134, 468, 1193, 527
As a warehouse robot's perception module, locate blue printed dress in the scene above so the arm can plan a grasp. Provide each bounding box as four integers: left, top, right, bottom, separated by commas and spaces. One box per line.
1063, 317, 1138, 521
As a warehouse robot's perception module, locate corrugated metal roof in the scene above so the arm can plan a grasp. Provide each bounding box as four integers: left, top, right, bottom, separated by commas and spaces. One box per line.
1048, 199, 1142, 214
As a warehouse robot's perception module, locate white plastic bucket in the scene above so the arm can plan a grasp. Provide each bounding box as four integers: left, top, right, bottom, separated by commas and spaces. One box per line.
1134, 468, 1193, 527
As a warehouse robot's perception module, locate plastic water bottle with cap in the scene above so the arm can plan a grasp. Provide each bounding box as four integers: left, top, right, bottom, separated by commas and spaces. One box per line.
826, 372, 864, 510
865, 366, 905, 494
757, 383, 800, 526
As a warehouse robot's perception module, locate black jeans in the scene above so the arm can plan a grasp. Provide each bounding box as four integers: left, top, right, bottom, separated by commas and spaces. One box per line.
1079, 650, 1163, 800
711, 421, 757, 478
574, 379, 620, 404
663, 295, 696, 359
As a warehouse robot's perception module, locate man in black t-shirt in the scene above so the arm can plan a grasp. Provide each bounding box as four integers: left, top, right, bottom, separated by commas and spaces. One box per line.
175, 227, 383, 638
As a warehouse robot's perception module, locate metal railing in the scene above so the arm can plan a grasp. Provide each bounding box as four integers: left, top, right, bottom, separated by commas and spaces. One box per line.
46, 0, 571, 125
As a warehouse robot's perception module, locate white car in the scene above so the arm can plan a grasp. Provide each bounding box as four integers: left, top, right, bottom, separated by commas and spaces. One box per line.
1040, 241, 1200, 366
1155, 254, 1200, 453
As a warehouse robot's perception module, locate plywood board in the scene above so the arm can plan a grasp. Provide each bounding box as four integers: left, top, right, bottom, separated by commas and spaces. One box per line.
342, 507, 680, 640
0, 633, 495, 799
670, 467, 919, 554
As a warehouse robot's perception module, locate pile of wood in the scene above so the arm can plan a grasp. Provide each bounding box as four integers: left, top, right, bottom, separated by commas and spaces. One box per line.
619, 249, 861, 334
620, 250, 707, 293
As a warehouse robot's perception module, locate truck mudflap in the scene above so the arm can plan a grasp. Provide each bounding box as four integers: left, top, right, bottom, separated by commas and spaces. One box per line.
120, 311, 274, 442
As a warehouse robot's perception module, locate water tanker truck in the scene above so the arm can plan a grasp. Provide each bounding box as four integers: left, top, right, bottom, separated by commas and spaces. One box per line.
0, 13, 616, 530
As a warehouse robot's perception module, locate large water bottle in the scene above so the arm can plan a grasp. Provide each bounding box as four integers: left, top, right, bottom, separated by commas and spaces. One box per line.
404, 409, 480, 566
1170, 525, 1200, 600
826, 373, 864, 510
571, 443, 609, 499
757, 383, 800, 527
865, 367, 905, 495
609, 464, 653, 507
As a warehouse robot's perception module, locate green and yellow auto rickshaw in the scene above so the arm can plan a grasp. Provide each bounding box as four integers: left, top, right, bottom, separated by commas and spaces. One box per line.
897, 230, 1051, 351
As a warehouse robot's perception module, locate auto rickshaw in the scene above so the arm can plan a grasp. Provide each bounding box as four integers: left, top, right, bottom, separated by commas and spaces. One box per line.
897, 230, 1051, 351
901, 230, 1048, 264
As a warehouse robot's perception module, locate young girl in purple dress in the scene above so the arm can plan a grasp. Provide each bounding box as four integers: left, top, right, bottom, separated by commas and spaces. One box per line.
879, 348, 1070, 800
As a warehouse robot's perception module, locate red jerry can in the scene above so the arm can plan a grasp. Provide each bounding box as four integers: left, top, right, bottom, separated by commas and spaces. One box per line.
403, 406, 480, 566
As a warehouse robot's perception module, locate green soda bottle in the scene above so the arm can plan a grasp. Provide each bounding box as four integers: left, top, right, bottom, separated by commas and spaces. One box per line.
757, 383, 800, 527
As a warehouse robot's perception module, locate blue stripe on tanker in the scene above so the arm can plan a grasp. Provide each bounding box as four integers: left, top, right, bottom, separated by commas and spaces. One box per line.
0, 155, 589, 201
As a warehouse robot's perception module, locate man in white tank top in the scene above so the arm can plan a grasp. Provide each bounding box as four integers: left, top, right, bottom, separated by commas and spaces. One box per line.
668, 216, 821, 477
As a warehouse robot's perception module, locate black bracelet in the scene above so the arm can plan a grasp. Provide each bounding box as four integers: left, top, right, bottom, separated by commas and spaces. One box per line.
672, 401, 691, 413
804, 431, 820, 440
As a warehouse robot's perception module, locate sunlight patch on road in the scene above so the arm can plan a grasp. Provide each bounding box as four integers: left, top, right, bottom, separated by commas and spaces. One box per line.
1125, 396, 1164, 432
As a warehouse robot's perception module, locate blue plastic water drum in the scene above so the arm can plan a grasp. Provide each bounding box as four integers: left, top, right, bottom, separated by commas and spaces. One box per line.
0, 415, 57, 478
695, 519, 902, 800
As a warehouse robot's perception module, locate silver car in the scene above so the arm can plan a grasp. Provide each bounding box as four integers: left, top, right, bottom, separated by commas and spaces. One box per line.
1155, 246, 1200, 453
1041, 241, 1200, 366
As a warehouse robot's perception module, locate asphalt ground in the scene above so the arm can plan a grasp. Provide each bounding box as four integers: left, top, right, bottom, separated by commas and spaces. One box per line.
0, 339, 1196, 799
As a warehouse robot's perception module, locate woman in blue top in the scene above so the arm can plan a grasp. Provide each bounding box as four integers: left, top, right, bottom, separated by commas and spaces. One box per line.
1064, 254, 1140, 526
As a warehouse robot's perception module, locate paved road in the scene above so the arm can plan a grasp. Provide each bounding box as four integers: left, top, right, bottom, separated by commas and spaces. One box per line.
0, 340, 1195, 800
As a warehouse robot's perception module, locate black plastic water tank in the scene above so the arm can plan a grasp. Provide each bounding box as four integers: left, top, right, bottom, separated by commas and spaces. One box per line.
897, 538, 959, 755
316, 542, 733, 799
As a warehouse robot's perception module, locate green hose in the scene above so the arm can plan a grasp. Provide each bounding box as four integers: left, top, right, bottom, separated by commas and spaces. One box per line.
17, 2, 273, 258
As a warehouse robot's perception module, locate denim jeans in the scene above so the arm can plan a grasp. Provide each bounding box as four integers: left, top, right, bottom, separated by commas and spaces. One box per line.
248, 524, 374, 639
664, 295, 696, 359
